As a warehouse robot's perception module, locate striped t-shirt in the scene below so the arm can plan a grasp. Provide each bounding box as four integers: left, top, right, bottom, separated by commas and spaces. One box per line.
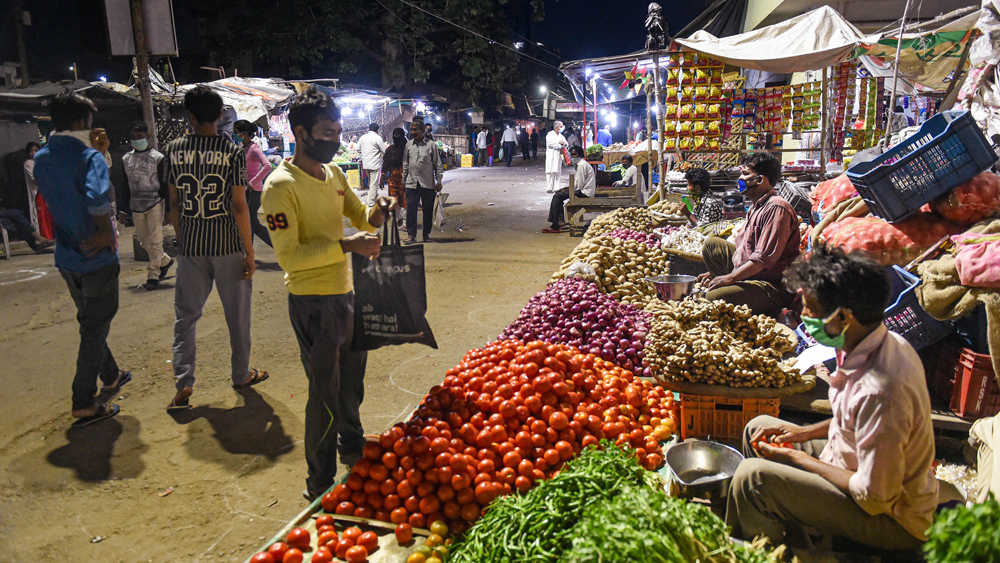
165, 134, 247, 257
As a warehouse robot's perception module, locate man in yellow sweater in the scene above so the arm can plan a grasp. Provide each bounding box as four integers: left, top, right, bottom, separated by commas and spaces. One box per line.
262, 86, 397, 500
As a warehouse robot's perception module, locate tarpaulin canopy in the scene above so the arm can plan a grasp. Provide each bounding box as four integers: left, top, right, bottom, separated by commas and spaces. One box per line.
675, 6, 864, 73
855, 9, 980, 91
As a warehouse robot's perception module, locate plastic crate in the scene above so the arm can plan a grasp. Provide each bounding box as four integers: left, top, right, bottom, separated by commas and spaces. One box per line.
846, 111, 997, 223
937, 346, 1000, 419
668, 255, 708, 276
883, 266, 952, 351
679, 394, 780, 440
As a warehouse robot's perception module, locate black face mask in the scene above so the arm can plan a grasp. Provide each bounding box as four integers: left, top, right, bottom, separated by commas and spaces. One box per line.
302, 131, 340, 163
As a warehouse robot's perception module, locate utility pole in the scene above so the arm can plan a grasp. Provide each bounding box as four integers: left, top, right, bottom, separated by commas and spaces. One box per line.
14, 1, 30, 85
129, 0, 158, 149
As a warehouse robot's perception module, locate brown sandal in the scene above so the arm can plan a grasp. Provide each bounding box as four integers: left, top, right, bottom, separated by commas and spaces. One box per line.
233, 368, 269, 389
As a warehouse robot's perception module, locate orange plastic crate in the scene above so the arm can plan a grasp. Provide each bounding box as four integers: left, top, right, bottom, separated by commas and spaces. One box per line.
679, 394, 780, 440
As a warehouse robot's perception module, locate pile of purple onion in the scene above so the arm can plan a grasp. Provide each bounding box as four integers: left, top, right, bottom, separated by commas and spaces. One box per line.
600, 228, 660, 248
500, 278, 652, 374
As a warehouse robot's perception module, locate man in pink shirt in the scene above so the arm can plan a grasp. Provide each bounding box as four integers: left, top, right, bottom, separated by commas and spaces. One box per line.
726, 246, 939, 550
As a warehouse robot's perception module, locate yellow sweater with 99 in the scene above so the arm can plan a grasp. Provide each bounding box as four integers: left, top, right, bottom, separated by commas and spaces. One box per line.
262, 159, 377, 296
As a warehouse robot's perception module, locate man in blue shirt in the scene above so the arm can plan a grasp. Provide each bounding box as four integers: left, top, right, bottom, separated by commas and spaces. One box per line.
596, 124, 613, 147
33, 92, 130, 427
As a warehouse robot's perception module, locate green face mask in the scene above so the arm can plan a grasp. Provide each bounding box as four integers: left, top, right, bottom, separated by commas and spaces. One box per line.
801, 308, 847, 349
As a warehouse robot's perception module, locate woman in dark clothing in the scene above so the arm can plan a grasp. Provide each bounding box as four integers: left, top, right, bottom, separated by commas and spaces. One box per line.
382, 128, 408, 225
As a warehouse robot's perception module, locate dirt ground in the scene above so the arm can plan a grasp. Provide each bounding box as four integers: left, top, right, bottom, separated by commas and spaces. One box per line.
0, 156, 577, 562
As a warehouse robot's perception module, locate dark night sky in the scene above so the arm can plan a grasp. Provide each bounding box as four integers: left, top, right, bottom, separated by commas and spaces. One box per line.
1, 0, 705, 86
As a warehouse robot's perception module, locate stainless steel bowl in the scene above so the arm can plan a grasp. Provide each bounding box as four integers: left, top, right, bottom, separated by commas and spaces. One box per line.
666, 440, 745, 499
644, 275, 697, 301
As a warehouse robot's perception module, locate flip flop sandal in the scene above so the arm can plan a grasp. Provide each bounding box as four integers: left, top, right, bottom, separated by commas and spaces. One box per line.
167, 392, 193, 411
71, 403, 120, 428
233, 368, 270, 389
100, 370, 132, 394
541, 228, 561, 234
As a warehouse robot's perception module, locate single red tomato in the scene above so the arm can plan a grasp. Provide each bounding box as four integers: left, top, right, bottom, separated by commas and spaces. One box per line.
334, 539, 354, 559
267, 542, 290, 562
342, 527, 363, 543
310, 547, 333, 563
285, 528, 310, 550
282, 549, 304, 563
357, 531, 378, 552
250, 552, 275, 563
395, 523, 413, 544
345, 545, 369, 562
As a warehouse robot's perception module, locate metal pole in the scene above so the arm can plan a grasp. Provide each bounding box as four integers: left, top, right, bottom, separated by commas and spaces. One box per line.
593, 80, 599, 149
645, 77, 653, 193
651, 54, 665, 200
14, 1, 30, 86
820, 67, 828, 175
582, 80, 588, 151
130, 0, 159, 150
884, 0, 915, 148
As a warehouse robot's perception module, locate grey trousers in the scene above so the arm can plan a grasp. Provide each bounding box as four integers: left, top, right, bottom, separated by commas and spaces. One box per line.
289, 293, 368, 493
172, 253, 252, 391
725, 415, 923, 551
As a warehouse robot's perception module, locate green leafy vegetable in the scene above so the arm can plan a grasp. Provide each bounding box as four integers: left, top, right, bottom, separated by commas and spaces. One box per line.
924, 496, 1000, 563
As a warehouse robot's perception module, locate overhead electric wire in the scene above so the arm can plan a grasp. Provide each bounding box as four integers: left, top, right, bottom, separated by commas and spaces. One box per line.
389, 0, 563, 71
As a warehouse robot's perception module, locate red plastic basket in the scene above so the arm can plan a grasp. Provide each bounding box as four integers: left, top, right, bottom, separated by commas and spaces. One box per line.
937, 346, 1000, 419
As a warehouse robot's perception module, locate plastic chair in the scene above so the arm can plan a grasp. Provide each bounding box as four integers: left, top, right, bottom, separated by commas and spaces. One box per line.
1, 224, 9, 260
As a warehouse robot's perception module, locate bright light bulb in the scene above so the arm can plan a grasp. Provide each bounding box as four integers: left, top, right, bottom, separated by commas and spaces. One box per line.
633, 121, 639, 128
343, 108, 352, 117
99, 76, 107, 82
539, 85, 547, 94
585, 68, 592, 77
468, 112, 473, 117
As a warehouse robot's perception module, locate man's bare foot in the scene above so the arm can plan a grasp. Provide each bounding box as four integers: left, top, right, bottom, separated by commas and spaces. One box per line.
168, 387, 193, 410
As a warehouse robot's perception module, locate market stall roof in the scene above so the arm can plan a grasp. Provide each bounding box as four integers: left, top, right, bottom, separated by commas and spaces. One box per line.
674, 6, 865, 73
161, 77, 295, 122
0, 80, 93, 101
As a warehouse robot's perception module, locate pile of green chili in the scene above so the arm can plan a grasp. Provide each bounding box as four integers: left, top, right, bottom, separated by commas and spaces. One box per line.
449, 442, 777, 563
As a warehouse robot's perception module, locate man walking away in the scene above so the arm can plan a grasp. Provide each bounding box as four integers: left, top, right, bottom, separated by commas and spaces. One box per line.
33, 92, 130, 427
402, 116, 444, 243
164, 86, 268, 410
476, 128, 488, 167
262, 85, 397, 500
359, 123, 387, 205
530, 128, 539, 159
470, 127, 479, 166
519, 127, 530, 161
596, 124, 612, 147
501, 125, 517, 167
123, 120, 173, 290
234, 120, 273, 248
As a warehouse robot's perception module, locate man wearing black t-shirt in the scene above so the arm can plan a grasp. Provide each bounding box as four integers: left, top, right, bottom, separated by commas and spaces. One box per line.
164, 86, 269, 410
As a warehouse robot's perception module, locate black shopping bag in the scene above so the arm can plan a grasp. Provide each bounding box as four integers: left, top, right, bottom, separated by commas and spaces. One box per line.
352, 214, 437, 351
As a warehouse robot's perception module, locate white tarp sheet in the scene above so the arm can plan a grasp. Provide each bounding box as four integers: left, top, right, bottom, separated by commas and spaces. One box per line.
675, 6, 864, 73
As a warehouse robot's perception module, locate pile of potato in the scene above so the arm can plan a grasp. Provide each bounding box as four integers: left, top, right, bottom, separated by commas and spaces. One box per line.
585, 207, 658, 239
644, 298, 800, 388
648, 200, 685, 216
554, 235, 670, 307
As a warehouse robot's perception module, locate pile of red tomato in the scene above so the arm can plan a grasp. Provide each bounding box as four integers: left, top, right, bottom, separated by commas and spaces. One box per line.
320, 339, 679, 535
249, 515, 388, 563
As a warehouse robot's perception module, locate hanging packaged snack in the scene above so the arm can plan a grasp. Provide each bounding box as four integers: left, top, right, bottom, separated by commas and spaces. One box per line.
679, 104, 693, 119
679, 121, 694, 135
678, 137, 692, 150
694, 86, 708, 101
665, 102, 679, 117
668, 69, 680, 85
694, 103, 708, 118
664, 137, 677, 150
666, 86, 679, 99
707, 120, 722, 136
693, 137, 707, 150
709, 86, 722, 101
693, 121, 707, 135
666, 54, 680, 67
711, 68, 723, 84
707, 103, 721, 118
682, 85, 695, 99
708, 137, 721, 150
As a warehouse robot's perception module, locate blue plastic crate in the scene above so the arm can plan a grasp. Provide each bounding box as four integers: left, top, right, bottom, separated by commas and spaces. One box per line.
846, 111, 997, 223
883, 266, 952, 351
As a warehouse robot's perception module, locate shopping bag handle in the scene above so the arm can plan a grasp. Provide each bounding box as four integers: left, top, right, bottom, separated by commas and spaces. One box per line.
382, 209, 402, 249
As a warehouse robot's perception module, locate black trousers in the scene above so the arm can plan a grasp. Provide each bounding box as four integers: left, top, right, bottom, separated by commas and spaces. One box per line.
548, 189, 586, 227
247, 189, 272, 248
289, 293, 368, 493
405, 187, 436, 240
531, 142, 538, 159
503, 141, 515, 166
60, 263, 121, 411
520, 141, 530, 160
0, 208, 37, 248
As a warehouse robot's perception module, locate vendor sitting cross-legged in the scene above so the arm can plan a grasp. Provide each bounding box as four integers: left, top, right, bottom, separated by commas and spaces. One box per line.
543, 146, 594, 233
726, 246, 938, 552
699, 152, 800, 316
